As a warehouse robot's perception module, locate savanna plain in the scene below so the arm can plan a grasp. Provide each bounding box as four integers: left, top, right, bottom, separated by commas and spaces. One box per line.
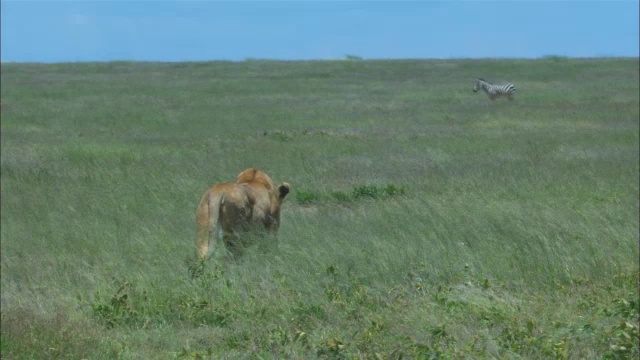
1, 58, 638, 359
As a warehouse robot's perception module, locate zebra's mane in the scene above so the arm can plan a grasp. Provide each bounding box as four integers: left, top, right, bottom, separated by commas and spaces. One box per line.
477, 78, 492, 84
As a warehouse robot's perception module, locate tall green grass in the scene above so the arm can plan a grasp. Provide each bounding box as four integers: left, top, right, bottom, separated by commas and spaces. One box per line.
2, 58, 638, 358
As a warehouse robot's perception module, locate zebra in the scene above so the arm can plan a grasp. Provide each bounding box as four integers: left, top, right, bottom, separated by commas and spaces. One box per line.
473, 78, 516, 101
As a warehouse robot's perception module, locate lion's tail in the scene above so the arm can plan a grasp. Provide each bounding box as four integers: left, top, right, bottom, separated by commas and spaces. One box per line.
195, 190, 224, 260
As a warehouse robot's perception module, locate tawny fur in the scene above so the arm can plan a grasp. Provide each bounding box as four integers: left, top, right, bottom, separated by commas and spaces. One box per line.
195, 168, 290, 260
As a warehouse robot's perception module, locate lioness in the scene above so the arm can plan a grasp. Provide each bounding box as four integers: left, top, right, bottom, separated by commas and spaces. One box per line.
195, 168, 290, 260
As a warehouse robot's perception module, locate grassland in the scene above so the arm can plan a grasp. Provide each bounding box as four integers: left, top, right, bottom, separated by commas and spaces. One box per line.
1, 58, 638, 359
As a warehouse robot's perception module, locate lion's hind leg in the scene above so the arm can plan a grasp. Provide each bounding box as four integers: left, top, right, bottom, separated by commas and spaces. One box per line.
218, 191, 252, 258
195, 191, 212, 260
195, 189, 226, 260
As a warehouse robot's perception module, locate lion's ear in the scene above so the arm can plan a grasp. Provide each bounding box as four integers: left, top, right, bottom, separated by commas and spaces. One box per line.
278, 183, 290, 199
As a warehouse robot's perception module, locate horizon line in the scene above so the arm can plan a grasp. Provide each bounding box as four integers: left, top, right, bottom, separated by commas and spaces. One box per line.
2, 55, 638, 65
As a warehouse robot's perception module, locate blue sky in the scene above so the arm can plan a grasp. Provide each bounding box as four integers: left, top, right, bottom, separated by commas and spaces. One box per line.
1, 1, 638, 62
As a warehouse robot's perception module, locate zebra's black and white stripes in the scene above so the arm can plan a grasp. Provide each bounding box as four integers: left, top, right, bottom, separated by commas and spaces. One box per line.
473, 78, 516, 101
